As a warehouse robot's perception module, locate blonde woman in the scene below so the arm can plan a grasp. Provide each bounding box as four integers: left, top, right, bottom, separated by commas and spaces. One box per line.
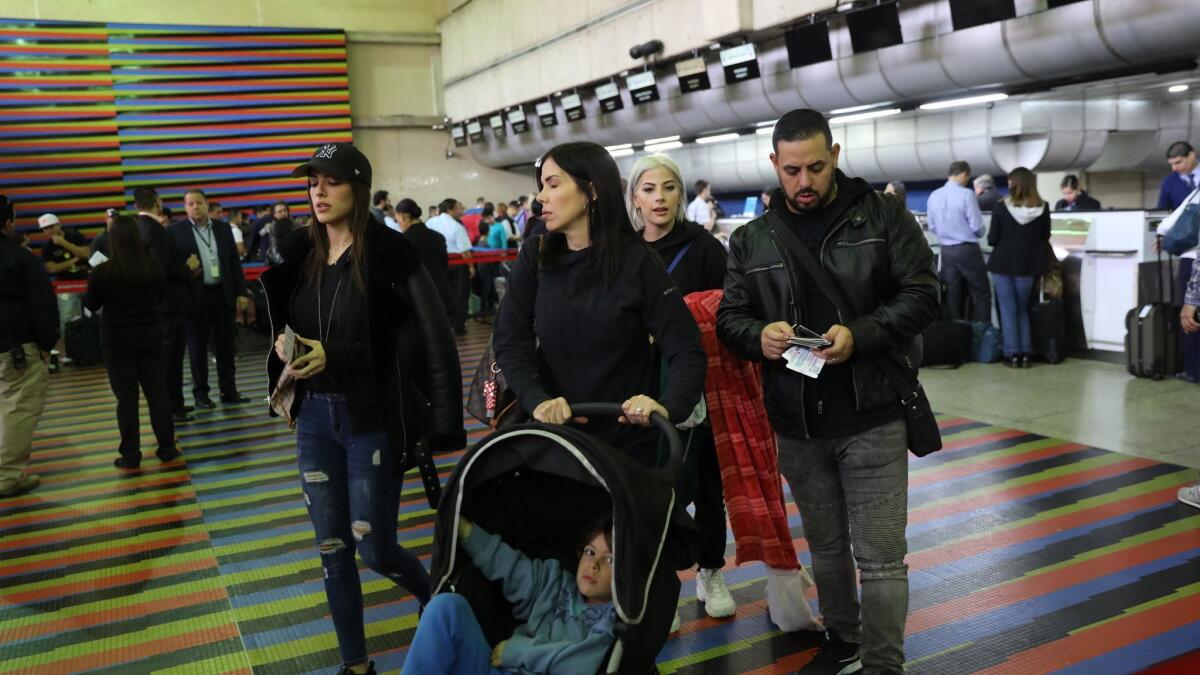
627, 154, 735, 623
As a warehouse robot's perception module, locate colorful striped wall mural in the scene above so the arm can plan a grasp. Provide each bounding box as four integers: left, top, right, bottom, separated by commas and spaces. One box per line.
0, 18, 351, 242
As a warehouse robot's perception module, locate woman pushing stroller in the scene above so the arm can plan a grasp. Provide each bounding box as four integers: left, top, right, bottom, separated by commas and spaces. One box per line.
403, 514, 618, 675
491, 141, 707, 464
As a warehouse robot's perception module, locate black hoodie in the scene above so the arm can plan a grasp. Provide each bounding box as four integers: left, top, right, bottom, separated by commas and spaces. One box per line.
778, 172, 903, 438
645, 220, 727, 296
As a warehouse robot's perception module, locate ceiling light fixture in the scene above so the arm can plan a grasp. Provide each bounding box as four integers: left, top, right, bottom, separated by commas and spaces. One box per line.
644, 141, 683, 153
828, 108, 902, 124
919, 92, 1008, 110
644, 134, 680, 145
1168, 84, 1189, 93
609, 148, 634, 158
829, 102, 893, 115
604, 143, 633, 152
756, 126, 775, 136
695, 132, 741, 144
755, 120, 777, 127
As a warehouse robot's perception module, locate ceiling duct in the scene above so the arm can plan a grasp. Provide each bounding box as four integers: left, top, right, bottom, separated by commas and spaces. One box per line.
466, 0, 1200, 185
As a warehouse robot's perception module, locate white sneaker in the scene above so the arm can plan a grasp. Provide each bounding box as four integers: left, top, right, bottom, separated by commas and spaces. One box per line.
696, 568, 737, 618
670, 609, 681, 633
1179, 483, 1200, 509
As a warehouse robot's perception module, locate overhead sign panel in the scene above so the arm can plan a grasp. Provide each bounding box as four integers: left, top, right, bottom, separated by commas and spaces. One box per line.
720, 44, 760, 83
625, 71, 660, 105
595, 82, 624, 113
675, 57, 711, 93
535, 100, 558, 127
561, 92, 585, 122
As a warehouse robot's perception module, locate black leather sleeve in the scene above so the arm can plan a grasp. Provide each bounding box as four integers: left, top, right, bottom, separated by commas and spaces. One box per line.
25, 250, 60, 351
716, 225, 768, 362
401, 263, 466, 452
844, 197, 940, 356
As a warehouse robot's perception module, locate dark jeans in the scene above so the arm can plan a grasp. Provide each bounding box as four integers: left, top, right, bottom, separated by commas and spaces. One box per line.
185, 286, 237, 398
678, 424, 729, 570
448, 266, 470, 331
940, 243, 991, 324
296, 392, 432, 668
163, 312, 187, 411
1180, 258, 1200, 379
105, 351, 175, 460
777, 419, 909, 671
400, 593, 504, 675
991, 273, 1035, 356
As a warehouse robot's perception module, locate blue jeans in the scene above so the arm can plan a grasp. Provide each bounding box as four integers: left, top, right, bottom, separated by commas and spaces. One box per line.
777, 419, 909, 671
401, 594, 504, 675
296, 392, 432, 668
991, 273, 1035, 356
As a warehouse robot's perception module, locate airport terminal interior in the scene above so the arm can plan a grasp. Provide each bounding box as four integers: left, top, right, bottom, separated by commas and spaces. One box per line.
1, 0, 1199, 673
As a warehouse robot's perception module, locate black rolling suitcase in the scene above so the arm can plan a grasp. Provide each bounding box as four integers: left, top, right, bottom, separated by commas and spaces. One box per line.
1125, 250, 1182, 379
65, 314, 103, 366
921, 321, 972, 367
1029, 287, 1067, 364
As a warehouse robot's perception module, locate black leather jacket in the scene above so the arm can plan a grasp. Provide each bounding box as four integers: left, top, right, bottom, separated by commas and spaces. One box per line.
717, 175, 940, 438
260, 219, 466, 468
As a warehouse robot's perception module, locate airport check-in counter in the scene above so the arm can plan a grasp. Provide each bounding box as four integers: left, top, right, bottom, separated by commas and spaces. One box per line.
719, 209, 1171, 358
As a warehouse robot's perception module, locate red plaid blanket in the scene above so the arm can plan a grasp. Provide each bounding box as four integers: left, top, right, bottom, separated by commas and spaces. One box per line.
685, 290, 799, 570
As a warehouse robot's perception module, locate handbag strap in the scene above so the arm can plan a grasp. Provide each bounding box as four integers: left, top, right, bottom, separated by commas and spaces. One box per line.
666, 241, 695, 274
765, 209, 921, 405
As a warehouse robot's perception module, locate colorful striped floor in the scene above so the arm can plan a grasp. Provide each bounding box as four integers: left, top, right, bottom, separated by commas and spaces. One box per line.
2, 325, 1198, 674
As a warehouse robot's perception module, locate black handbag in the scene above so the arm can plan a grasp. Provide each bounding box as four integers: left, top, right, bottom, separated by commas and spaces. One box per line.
465, 339, 528, 430
465, 236, 545, 430
767, 210, 942, 457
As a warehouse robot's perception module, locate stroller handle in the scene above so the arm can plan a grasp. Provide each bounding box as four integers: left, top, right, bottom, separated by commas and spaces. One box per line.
569, 402, 684, 469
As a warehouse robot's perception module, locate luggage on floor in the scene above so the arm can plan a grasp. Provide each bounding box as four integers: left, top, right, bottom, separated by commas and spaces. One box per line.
65, 314, 102, 366
1029, 288, 1067, 364
920, 321, 972, 368
1126, 250, 1182, 379
959, 321, 1001, 363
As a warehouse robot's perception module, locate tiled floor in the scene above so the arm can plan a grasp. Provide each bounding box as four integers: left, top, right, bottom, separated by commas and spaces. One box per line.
1, 328, 1198, 673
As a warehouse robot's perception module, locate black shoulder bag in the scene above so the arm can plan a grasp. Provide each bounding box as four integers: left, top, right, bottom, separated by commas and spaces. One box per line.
767, 210, 942, 456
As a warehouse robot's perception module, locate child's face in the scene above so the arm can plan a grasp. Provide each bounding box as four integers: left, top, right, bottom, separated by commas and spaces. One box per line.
576, 532, 613, 603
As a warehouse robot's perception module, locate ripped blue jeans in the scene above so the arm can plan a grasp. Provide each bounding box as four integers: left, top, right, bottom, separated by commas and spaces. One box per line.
296, 392, 432, 668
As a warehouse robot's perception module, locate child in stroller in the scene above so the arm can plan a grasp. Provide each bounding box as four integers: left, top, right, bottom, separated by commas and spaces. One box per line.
403, 512, 618, 675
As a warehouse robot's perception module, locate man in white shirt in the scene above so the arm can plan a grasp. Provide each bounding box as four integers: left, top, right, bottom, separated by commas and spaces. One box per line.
425, 198, 474, 335
686, 179, 715, 230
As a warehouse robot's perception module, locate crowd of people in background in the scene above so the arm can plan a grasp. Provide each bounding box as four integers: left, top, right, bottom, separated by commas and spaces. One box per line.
2, 114, 1199, 675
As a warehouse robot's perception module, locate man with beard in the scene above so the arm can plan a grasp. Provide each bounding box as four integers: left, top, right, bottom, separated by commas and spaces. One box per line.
717, 108, 938, 675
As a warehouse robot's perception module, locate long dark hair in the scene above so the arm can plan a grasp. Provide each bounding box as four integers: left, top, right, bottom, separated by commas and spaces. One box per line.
303, 177, 370, 290
108, 214, 156, 285
1007, 167, 1044, 208
535, 142, 641, 286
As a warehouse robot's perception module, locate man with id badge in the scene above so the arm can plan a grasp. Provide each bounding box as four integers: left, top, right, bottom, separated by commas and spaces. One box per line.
0, 194, 59, 498
169, 189, 251, 409
717, 109, 939, 675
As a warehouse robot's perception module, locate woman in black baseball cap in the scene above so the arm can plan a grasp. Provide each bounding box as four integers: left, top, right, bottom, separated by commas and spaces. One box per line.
259, 143, 466, 675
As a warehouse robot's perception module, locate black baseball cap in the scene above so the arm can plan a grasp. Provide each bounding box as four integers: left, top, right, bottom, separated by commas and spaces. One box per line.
291, 142, 372, 187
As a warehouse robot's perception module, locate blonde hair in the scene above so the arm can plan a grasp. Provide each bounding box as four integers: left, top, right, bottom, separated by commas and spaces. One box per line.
626, 154, 687, 230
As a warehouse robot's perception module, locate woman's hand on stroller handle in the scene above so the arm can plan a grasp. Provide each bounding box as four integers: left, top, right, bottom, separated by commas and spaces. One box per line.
533, 397, 590, 425
620, 395, 668, 427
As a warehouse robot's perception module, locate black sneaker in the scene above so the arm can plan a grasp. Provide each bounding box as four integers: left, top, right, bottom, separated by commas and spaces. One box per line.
335, 661, 376, 675
795, 631, 862, 675
114, 456, 141, 470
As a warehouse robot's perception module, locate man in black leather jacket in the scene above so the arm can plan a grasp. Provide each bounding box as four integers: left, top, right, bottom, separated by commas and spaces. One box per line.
717, 109, 938, 675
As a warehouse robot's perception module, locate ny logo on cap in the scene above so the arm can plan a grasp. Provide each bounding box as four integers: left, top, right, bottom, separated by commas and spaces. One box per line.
315, 144, 338, 159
